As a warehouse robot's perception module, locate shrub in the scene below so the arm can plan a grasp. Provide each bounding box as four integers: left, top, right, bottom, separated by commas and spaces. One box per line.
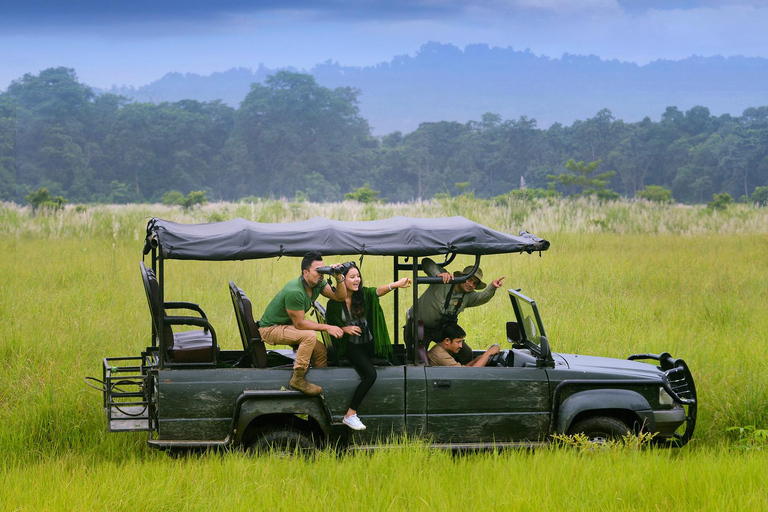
180, 191, 207, 209
637, 185, 674, 203
162, 190, 207, 209
345, 183, 382, 203
726, 425, 768, 451
25, 188, 67, 211
707, 193, 734, 212
161, 191, 185, 206
751, 186, 768, 206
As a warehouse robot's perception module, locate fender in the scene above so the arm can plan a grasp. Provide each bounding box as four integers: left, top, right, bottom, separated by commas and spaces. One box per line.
555, 388, 654, 434
232, 390, 333, 444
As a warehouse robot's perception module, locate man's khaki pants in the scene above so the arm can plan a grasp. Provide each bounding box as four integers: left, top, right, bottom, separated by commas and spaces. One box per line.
259, 325, 328, 369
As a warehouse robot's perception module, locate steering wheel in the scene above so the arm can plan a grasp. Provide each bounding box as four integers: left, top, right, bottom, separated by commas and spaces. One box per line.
485, 349, 509, 367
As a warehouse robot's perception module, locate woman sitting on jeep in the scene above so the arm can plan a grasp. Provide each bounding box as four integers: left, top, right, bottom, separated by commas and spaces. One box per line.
325, 264, 410, 431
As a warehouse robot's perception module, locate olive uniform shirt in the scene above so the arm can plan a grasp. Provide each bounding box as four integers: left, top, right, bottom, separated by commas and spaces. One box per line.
406, 258, 497, 328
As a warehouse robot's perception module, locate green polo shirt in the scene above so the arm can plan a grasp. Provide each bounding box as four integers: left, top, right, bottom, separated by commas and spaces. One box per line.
259, 277, 322, 327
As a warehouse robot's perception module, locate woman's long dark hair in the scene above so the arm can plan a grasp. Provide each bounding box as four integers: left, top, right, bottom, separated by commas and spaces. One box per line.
347, 266, 366, 319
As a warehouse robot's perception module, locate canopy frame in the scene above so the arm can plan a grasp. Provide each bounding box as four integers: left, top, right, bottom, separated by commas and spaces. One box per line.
142, 216, 549, 365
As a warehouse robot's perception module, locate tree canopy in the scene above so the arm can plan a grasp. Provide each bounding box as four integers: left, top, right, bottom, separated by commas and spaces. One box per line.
2, 67, 768, 205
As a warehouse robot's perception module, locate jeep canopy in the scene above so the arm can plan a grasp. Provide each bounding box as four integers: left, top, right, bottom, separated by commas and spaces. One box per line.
144, 216, 550, 261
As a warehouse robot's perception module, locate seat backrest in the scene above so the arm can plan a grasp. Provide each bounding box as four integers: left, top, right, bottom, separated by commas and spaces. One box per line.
417, 343, 430, 366
140, 262, 173, 353
229, 281, 268, 368
312, 300, 338, 365
311, 301, 332, 347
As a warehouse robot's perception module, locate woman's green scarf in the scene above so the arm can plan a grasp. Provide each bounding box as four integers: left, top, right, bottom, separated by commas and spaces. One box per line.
325, 287, 393, 362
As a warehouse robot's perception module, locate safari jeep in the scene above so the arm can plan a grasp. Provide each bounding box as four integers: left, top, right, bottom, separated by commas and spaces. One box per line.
91, 216, 696, 451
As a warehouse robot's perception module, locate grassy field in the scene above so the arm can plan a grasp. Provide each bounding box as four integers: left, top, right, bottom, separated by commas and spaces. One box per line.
2, 198, 768, 510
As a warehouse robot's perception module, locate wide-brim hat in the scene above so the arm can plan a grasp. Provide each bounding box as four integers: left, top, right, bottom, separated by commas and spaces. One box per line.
453, 266, 487, 290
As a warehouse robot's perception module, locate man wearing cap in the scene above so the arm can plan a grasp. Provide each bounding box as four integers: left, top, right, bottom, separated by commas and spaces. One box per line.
405, 258, 506, 364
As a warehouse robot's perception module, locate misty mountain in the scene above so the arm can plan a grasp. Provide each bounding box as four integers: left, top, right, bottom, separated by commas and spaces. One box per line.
107, 42, 768, 135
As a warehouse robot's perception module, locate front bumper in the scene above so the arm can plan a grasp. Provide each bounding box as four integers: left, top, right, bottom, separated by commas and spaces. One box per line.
629, 352, 698, 446
652, 407, 687, 438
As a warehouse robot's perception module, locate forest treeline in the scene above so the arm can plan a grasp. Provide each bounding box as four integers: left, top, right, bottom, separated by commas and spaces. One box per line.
1, 66, 768, 205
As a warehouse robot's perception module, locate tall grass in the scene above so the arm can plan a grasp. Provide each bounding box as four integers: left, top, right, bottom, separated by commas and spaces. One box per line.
2, 198, 767, 509
2, 444, 767, 510
4, 195, 768, 239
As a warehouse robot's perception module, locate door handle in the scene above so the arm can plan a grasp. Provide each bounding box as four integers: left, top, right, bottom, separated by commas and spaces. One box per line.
433, 380, 452, 390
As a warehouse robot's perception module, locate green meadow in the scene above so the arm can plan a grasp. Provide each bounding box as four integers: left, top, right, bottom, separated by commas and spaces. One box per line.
2, 198, 768, 511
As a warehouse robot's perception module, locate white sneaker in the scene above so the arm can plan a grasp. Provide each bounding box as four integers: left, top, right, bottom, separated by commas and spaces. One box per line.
343, 414, 366, 430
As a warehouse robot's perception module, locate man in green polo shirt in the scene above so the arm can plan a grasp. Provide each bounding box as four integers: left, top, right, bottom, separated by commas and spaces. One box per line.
259, 251, 347, 395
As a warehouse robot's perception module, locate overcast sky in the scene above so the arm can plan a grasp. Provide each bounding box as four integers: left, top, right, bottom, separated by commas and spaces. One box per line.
2, 0, 768, 90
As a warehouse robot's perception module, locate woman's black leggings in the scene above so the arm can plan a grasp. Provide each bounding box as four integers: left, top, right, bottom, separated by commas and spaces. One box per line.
345, 343, 378, 411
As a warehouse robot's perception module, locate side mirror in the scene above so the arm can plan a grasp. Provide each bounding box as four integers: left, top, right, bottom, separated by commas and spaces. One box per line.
506, 321, 521, 343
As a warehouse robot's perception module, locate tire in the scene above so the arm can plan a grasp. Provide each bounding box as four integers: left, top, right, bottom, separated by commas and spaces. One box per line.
567, 416, 631, 442
248, 426, 315, 455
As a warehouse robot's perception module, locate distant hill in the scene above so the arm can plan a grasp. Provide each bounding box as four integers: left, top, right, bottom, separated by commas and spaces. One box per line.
106, 42, 768, 135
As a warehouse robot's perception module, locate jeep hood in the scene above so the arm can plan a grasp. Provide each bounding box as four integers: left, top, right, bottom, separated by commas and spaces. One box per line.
554, 353, 665, 380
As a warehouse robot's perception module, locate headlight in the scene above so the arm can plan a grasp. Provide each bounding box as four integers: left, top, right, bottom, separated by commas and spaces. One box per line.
659, 387, 675, 406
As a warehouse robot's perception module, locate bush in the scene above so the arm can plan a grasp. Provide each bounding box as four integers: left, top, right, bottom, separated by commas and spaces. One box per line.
25, 188, 67, 211
161, 191, 185, 206
637, 185, 674, 203
751, 186, 768, 206
345, 183, 382, 203
707, 193, 734, 212
180, 191, 207, 209
162, 190, 207, 209
726, 425, 768, 451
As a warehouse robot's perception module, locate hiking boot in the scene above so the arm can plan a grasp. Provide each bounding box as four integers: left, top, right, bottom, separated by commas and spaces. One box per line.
289, 367, 322, 396
343, 414, 366, 431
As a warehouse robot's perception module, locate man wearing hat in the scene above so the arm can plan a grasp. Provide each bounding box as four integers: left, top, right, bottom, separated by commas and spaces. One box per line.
405, 258, 506, 364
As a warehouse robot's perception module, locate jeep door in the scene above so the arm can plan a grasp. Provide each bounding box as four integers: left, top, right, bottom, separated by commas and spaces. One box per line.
425, 366, 551, 443
314, 366, 406, 443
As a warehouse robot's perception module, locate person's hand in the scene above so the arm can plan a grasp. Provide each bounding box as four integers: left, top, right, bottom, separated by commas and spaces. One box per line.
437, 272, 453, 284
491, 276, 506, 288
486, 344, 500, 355
326, 325, 344, 338
395, 277, 412, 289
329, 263, 344, 280
342, 325, 362, 336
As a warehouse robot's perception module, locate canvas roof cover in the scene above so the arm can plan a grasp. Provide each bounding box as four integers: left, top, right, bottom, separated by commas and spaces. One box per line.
145, 216, 550, 261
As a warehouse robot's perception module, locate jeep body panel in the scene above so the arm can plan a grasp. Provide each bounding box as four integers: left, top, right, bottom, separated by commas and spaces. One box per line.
555, 388, 654, 434
424, 365, 551, 443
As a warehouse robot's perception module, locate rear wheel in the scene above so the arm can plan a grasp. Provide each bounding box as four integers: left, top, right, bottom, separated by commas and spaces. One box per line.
567, 416, 630, 442
247, 426, 315, 455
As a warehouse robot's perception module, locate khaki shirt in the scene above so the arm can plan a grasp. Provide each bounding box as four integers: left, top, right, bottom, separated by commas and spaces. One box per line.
428, 344, 461, 367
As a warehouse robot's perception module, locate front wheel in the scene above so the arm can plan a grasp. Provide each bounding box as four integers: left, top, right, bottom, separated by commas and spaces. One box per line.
247, 426, 315, 456
567, 416, 630, 442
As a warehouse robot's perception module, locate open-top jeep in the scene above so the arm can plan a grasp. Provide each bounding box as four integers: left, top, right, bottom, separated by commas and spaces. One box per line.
91, 216, 696, 451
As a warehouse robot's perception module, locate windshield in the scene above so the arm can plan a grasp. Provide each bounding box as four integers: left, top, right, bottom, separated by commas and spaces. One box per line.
518, 299, 542, 344
509, 290, 546, 344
